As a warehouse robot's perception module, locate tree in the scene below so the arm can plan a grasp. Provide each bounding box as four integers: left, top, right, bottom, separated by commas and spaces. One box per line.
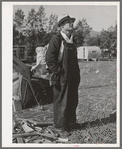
74, 18, 92, 47
13, 9, 25, 29
109, 24, 117, 58
99, 24, 117, 58
13, 9, 25, 45
86, 35, 100, 46
36, 6, 47, 29
23, 6, 47, 49
13, 24, 19, 45
47, 13, 58, 33
100, 25, 117, 50
27, 9, 37, 28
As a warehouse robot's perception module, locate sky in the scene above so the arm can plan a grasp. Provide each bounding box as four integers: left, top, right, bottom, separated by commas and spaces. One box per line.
13, 3, 117, 32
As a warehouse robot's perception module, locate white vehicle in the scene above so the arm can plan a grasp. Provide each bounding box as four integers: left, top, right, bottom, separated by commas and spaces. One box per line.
77, 46, 101, 61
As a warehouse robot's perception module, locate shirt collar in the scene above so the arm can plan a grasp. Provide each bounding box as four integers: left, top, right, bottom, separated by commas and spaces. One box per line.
60, 31, 73, 43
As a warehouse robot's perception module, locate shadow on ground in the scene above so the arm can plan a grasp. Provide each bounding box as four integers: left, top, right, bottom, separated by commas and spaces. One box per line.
80, 112, 116, 130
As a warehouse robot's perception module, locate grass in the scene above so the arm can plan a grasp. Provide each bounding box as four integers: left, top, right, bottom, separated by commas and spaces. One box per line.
13, 59, 117, 144
70, 59, 117, 144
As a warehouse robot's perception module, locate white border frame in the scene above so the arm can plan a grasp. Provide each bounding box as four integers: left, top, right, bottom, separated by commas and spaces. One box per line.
2, 1, 120, 147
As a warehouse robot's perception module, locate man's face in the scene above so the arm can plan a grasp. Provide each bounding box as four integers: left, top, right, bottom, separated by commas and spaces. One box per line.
60, 19, 74, 31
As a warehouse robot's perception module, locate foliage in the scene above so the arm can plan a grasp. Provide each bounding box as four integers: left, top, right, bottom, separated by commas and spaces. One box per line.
13, 9, 25, 45
36, 6, 47, 29
43, 14, 59, 45
13, 24, 19, 45
100, 25, 117, 50
13, 6, 48, 54
13, 9, 25, 29
13, 9, 93, 49
74, 18, 92, 47
99, 25, 117, 58
47, 13, 58, 33
13, 7, 117, 59
23, 6, 47, 49
85, 24, 117, 58
86, 35, 100, 46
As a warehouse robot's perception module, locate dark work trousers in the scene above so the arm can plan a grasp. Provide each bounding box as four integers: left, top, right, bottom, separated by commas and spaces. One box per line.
53, 41, 80, 130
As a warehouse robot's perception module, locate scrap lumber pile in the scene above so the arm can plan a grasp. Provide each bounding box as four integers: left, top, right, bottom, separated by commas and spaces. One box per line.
13, 117, 69, 144
12, 95, 69, 143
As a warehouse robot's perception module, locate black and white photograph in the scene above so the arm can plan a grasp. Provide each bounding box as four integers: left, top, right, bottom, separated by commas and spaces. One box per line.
2, 1, 120, 147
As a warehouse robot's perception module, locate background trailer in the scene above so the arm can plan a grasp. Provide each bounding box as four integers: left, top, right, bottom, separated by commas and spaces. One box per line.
77, 46, 101, 61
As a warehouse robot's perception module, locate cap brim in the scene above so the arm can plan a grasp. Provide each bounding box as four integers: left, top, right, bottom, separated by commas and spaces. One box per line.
58, 18, 75, 27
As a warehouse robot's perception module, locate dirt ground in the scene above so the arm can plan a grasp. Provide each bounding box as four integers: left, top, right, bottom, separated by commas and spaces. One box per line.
13, 59, 117, 144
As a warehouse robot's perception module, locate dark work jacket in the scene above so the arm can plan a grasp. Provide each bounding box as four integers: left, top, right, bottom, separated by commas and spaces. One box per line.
46, 33, 63, 74
46, 33, 78, 86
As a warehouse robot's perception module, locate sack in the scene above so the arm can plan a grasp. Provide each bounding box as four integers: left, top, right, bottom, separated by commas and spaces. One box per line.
31, 45, 49, 77
36, 45, 49, 65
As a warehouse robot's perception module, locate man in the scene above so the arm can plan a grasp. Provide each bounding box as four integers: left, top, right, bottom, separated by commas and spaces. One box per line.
46, 14, 81, 138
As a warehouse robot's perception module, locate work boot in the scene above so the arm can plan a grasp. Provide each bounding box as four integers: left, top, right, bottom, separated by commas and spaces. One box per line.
54, 128, 71, 138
